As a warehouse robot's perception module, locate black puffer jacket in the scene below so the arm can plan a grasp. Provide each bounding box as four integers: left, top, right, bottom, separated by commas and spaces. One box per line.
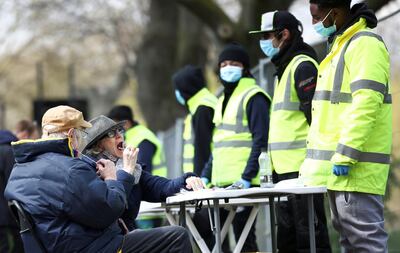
0, 130, 18, 227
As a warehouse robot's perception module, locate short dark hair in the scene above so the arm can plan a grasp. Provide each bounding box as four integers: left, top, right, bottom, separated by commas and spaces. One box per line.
108, 105, 134, 123
15, 119, 37, 135
309, 0, 351, 9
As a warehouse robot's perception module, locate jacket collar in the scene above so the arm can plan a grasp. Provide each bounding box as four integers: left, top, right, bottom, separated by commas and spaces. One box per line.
12, 138, 74, 163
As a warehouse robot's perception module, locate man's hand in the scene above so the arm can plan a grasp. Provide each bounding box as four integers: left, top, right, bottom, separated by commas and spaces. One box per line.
239, 178, 251, 189
185, 176, 205, 191
123, 146, 139, 175
332, 165, 350, 176
96, 159, 117, 180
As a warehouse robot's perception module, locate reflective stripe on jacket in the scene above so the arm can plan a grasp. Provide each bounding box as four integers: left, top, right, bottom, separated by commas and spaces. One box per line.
268, 54, 318, 174
300, 18, 391, 195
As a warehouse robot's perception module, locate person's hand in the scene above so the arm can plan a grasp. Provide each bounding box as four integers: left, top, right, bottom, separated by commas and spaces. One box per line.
201, 177, 209, 186
96, 159, 117, 180
185, 176, 205, 191
239, 178, 251, 189
123, 146, 139, 175
332, 165, 350, 176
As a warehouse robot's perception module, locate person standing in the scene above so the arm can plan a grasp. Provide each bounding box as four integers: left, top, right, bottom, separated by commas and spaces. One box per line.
202, 43, 271, 252
172, 65, 217, 177
172, 65, 217, 250
301, 1, 392, 252
250, 11, 331, 253
0, 130, 24, 253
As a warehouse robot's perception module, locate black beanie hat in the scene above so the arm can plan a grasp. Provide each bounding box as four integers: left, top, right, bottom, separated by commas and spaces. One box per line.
108, 105, 134, 122
172, 65, 206, 100
310, 0, 351, 8
218, 43, 250, 68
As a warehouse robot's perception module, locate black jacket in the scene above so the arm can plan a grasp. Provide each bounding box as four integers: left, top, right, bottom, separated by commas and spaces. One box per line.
0, 130, 18, 227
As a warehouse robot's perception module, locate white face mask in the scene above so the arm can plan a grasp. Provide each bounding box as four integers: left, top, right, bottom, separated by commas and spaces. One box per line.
220, 65, 243, 83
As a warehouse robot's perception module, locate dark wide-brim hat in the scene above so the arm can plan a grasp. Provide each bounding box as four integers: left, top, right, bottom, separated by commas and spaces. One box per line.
82, 115, 125, 151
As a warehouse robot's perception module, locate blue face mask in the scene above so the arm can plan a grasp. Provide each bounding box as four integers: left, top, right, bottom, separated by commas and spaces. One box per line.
220, 65, 242, 83
175, 90, 185, 105
313, 9, 336, 37
259, 39, 280, 58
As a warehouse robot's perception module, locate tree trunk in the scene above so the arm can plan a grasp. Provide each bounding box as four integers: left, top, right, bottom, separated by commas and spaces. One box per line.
135, 0, 209, 131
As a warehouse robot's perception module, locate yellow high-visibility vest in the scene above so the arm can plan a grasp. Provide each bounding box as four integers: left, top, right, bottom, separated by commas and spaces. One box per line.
182, 88, 217, 173
268, 54, 318, 174
212, 78, 271, 186
300, 18, 391, 195
125, 125, 167, 177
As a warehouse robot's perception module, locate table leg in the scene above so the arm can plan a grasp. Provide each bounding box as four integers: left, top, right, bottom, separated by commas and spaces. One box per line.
179, 202, 186, 227
212, 207, 236, 253
308, 194, 316, 253
213, 199, 222, 253
233, 205, 260, 253
186, 213, 211, 253
165, 208, 178, 226
269, 196, 277, 253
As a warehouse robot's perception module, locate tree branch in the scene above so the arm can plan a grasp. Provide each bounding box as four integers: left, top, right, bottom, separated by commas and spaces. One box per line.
176, 0, 238, 42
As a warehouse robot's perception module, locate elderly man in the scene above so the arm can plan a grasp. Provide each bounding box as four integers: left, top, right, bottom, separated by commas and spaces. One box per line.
82, 115, 205, 231
5, 105, 191, 253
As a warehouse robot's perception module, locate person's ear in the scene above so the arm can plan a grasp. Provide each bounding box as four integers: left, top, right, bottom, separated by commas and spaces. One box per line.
330, 8, 339, 23
281, 29, 291, 41
67, 128, 74, 139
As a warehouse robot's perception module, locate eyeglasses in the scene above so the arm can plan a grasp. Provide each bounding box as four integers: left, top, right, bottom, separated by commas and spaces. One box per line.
105, 127, 125, 138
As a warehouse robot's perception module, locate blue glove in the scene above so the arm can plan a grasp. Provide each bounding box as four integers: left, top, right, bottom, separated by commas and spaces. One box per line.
239, 178, 251, 189
333, 165, 350, 176
201, 177, 209, 186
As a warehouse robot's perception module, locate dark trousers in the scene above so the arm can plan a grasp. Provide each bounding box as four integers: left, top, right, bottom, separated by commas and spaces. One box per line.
0, 227, 24, 253
273, 172, 332, 253
121, 225, 192, 253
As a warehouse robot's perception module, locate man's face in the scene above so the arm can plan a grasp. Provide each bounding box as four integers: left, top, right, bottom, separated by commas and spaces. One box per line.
98, 128, 125, 158
219, 60, 244, 69
310, 3, 332, 26
260, 30, 287, 48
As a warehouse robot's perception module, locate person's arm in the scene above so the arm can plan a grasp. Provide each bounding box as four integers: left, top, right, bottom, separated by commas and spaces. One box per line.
331, 37, 390, 166
64, 161, 135, 229
192, 106, 214, 176
294, 61, 318, 125
242, 93, 270, 182
137, 140, 156, 173
120, 184, 142, 231
140, 170, 196, 202
201, 155, 212, 180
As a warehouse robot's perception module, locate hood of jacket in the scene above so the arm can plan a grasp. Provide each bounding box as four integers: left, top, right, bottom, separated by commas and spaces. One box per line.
329, 3, 377, 43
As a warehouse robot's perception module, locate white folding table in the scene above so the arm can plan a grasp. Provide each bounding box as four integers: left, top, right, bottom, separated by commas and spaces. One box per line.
166, 185, 327, 253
